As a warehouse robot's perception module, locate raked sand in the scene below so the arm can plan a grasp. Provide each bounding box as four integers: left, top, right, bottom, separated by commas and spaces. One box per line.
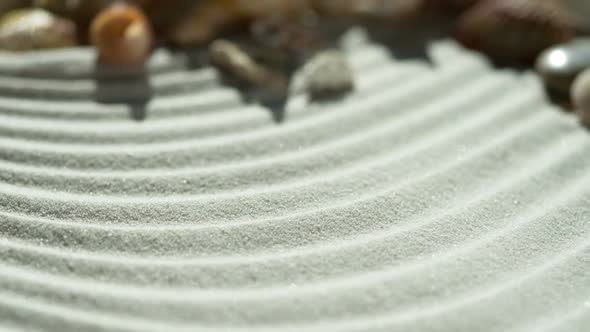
0, 27, 589, 331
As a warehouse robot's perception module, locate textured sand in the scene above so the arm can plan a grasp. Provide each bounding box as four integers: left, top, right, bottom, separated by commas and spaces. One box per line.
0, 27, 590, 332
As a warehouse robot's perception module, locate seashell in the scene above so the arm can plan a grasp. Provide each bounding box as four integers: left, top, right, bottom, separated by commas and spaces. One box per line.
536, 38, 590, 95
0, 8, 77, 51
209, 39, 268, 84
209, 39, 289, 101
455, 0, 574, 62
571, 67, 590, 125
302, 49, 354, 99
90, 3, 153, 66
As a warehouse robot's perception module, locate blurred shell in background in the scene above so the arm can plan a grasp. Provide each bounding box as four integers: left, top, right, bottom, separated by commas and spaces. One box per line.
455, 0, 574, 62
0, 8, 76, 51
209, 38, 289, 102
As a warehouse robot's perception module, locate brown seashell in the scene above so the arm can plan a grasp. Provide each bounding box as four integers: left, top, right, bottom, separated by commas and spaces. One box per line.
209, 39, 288, 92
90, 3, 153, 66
0, 8, 77, 51
455, 0, 574, 62
209, 39, 289, 105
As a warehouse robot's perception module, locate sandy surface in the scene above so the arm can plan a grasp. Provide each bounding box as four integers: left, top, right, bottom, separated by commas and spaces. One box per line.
0, 27, 589, 331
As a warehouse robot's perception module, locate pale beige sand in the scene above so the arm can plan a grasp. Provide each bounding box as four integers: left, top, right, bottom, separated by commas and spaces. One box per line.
0, 27, 589, 331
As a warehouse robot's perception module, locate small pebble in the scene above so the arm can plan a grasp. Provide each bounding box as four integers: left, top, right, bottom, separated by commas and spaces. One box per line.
90, 3, 153, 66
572, 67, 590, 126
303, 49, 354, 100
0, 8, 76, 51
536, 39, 590, 95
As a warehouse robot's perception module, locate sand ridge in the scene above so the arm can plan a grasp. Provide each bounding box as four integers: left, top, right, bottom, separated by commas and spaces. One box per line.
0, 28, 589, 331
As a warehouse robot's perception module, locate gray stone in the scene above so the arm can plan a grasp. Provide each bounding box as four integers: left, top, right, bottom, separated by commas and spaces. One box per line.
303, 49, 354, 100
535, 39, 590, 95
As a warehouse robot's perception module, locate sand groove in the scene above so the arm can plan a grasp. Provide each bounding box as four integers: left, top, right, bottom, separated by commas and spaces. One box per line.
0, 32, 589, 331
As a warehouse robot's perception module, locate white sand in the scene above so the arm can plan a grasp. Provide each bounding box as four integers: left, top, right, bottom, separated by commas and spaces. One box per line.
0, 29, 589, 331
